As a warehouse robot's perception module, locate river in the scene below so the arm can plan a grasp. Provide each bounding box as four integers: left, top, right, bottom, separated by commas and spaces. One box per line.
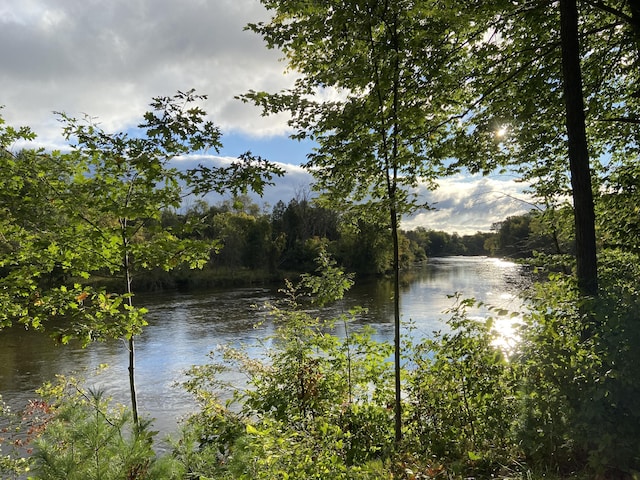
0, 256, 528, 440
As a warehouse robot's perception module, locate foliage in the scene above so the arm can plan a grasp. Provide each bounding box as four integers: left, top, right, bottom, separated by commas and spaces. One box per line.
405, 227, 496, 258
3, 0, 640, 475
332, 214, 395, 275
242, 0, 480, 441
160, 195, 425, 279
453, 0, 640, 294
515, 250, 640, 476
598, 157, 640, 255
405, 295, 521, 477
27, 374, 178, 480
0, 116, 82, 331
1, 90, 283, 333
8, 248, 640, 479
271, 195, 340, 271
47, 90, 226, 424
0, 91, 283, 425
0, 394, 37, 479
488, 209, 575, 260
176, 252, 396, 478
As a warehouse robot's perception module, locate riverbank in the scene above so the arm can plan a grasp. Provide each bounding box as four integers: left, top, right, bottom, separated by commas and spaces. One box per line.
132, 266, 288, 291
1, 257, 527, 439
125, 255, 517, 293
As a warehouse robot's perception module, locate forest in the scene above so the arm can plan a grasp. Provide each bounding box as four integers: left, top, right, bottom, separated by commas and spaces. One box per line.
144, 195, 557, 291
2, 0, 640, 478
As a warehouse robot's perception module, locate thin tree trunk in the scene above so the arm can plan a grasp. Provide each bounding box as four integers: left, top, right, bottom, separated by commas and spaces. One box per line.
389, 7, 403, 445
559, 0, 598, 296
391, 205, 402, 445
122, 226, 139, 426
128, 335, 138, 426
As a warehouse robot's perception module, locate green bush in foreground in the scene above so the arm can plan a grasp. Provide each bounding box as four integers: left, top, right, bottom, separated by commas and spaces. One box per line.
25, 376, 165, 480
516, 250, 640, 477
175, 252, 396, 479
405, 295, 521, 477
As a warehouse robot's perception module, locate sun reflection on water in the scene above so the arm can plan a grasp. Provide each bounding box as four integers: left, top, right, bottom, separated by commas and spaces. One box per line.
490, 313, 525, 355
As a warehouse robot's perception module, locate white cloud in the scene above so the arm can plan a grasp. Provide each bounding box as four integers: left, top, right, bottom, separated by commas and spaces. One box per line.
403, 174, 535, 234
0, 0, 295, 147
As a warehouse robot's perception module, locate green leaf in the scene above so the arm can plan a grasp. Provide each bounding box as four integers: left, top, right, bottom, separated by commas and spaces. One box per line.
468, 451, 482, 461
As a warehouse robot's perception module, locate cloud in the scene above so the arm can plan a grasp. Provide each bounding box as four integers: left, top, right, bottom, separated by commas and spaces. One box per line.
404, 174, 534, 234
1, 1, 534, 233
180, 157, 533, 234
0, 0, 295, 147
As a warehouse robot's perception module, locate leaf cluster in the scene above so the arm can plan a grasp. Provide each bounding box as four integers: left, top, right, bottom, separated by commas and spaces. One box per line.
243, 0, 475, 214
0, 91, 282, 342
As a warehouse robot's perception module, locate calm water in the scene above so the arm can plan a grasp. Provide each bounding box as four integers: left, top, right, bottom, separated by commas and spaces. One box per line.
0, 256, 527, 439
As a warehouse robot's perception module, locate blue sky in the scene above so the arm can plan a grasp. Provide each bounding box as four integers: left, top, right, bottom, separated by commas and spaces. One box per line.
1, 0, 531, 234
218, 132, 315, 167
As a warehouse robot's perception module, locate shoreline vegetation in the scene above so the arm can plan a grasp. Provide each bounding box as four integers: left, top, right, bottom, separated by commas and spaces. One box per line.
4, 250, 639, 480
123, 195, 556, 293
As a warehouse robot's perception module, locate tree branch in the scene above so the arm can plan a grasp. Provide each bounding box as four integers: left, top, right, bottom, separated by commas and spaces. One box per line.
584, 0, 633, 25
596, 116, 640, 123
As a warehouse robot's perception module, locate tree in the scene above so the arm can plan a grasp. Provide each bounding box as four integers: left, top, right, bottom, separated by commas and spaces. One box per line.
242, 0, 471, 442
1, 91, 284, 426
457, 0, 640, 296
57, 90, 284, 425
334, 214, 394, 275
0, 113, 69, 330
560, 0, 598, 295
271, 196, 340, 270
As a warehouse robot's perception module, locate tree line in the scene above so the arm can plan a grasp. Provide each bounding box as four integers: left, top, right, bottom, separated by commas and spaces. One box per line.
153, 194, 570, 291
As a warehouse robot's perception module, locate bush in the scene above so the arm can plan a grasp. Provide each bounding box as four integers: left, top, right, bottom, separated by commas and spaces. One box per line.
404, 295, 521, 477
176, 252, 396, 478
28, 375, 170, 480
515, 250, 640, 476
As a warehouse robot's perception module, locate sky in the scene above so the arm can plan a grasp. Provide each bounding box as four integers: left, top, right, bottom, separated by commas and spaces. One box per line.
0, 0, 532, 234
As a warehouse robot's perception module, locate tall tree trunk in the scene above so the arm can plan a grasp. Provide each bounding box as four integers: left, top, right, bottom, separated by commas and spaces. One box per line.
389, 9, 403, 444
559, 0, 598, 296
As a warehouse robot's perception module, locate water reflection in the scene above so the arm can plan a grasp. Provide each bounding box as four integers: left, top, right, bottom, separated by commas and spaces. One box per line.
0, 256, 528, 438
326, 256, 527, 342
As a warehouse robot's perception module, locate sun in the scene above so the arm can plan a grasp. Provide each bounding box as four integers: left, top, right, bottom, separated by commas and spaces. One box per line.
495, 125, 508, 138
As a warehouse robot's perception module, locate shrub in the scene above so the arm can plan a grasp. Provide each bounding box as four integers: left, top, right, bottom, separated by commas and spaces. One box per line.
405, 295, 521, 477
29, 375, 164, 480
177, 251, 396, 478
515, 250, 640, 476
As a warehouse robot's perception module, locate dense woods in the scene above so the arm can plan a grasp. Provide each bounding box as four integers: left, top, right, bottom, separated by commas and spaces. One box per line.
156, 194, 493, 286
166, 193, 578, 279
152, 196, 572, 291
2, 0, 640, 478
